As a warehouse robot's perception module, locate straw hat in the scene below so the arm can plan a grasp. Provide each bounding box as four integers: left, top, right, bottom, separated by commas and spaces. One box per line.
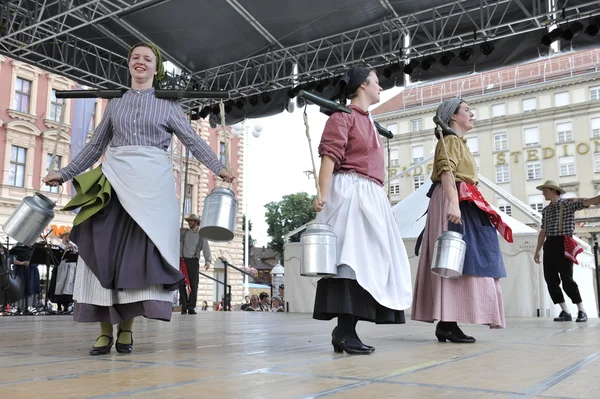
184, 214, 201, 223
536, 180, 565, 195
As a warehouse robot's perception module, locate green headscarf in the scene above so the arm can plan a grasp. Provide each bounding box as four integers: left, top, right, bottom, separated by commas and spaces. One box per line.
128, 42, 165, 87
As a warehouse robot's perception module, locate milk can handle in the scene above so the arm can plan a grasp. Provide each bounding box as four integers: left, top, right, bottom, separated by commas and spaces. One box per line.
218, 102, 232, 188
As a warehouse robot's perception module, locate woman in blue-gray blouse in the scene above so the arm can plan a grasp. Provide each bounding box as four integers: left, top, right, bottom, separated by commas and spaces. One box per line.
43, 42, 234, 356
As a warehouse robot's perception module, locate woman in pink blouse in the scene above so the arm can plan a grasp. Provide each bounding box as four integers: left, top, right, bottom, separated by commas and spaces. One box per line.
312, 67, 413, 355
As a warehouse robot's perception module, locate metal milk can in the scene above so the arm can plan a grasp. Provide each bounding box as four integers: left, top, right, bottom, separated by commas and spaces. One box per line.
430, 230, 466, 278
300, 222, 337, 277
3, 193, 56, 246
199, 187, 238, 242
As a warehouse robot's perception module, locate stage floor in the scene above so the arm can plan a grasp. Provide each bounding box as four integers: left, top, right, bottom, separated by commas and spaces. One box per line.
1, 312, 599, 399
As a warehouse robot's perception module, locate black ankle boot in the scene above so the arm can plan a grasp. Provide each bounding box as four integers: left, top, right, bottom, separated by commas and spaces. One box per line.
435, 322, 476, 343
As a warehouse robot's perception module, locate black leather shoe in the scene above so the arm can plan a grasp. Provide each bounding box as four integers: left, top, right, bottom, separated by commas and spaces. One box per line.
435, 325, 476, 343
554, 310, 572, 321
332, 327, 375, 352
188, 309, 197, 315
115, 327, 133, 354
332, 334, 372, 355
576, 311, 588, 323
89, 335, 113, 356
181, 309, 187, 315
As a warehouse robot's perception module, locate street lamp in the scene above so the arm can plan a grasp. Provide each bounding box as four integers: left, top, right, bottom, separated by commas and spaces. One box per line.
232, 121, 262, 296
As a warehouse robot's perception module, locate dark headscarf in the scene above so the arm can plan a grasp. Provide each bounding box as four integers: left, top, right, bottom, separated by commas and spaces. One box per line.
128, 42, 165, 87
435, 97, 463, 126
333, 66, 372, 103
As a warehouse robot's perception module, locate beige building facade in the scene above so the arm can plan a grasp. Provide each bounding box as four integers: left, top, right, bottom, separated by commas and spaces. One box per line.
373, 49, 600, 244
0, 55, 246, 308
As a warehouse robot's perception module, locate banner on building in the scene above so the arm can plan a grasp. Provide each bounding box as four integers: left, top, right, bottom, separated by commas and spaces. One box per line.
69, 87, 96, 199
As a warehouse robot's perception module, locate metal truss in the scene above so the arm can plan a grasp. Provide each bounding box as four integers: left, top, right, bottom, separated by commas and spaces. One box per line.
0, 0, 172, 88
1, 0, 599, 97
192, 0, 600, 97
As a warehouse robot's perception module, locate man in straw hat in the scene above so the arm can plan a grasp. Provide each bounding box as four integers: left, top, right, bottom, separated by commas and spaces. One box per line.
179, 214, 212, 315
534, 180, 600, 322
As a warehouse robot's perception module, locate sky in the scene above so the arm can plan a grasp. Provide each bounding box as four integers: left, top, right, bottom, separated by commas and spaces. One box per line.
244, 86, 404, 247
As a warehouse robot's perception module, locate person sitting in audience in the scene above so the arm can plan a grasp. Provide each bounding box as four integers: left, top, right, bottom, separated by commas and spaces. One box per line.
243, 295, 262, 311
271, 296, 285, 312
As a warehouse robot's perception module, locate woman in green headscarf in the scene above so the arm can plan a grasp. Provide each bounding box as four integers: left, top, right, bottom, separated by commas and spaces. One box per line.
43, 42, 234, 356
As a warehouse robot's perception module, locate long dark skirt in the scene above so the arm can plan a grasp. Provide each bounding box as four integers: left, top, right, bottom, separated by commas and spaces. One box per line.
313, 278, 406, 324
71, 193, 183, 324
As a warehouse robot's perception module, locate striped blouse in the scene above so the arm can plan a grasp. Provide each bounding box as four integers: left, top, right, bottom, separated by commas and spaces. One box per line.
58, 87, 225, 182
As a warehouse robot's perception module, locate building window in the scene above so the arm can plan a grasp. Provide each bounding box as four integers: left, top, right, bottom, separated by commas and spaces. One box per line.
494, 132, 508, 151
591, 117, 600, 138
45, 154, 62, 193
556, 122, 573, 143
524, 127, 540, 147
529, 194, 545, 213
390, 184, 400, 195
595, 153, 600, 173
386, 123, 398, 136
389, 148, 399, 166
413, 175, 425, 190
555, 92, 570, 107
591, 86, 600, 101
466, 137, 479, 154
412, 145, 424, 163
8, 146, 26, 187
495, 164, 510, 183
13, 77, 31, 113
219, 141, 226, 164
526, 160, 542, 180
498, 203, 512, 217
559, 156, 576, 176
184, 184, 193, 214
49, 89, 64, 122
411, 119, 422, 132
492, 103, 505, 118
522, 98, 536, 112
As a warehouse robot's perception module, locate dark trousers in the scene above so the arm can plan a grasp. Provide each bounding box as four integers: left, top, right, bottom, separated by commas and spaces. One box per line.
543, 236, 582, 305
179, 257, 200, 311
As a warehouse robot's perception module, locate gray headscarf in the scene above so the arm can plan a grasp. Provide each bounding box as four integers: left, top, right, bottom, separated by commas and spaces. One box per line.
435, 97, 464, 126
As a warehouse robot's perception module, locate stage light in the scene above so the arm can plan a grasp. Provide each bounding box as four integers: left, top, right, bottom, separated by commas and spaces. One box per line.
562, 21, 584, 40
440, 51, 456, 67
541, 27, 563, 46
235, 97, 246, 109
403, 59, 420, 75
261, 93, 271, 104
224, 100, 234, 113
458, 48, 474, 62
199, 106, 211, 119
479, 41, 495, 56
420, 56, 436, 71
211, 104, 220, 115
249, 95, 260, 106
586, 17, 600, 37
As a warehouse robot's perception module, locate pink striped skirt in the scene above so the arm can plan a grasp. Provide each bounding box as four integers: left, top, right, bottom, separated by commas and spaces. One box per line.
411, 185, 505, 329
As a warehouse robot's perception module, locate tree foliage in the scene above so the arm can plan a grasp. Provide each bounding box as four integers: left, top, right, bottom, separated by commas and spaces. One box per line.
265, 192, 316, 259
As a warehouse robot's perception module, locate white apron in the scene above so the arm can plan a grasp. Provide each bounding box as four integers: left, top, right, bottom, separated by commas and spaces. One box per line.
316, 172, 413, 310
73, 146, 179, 306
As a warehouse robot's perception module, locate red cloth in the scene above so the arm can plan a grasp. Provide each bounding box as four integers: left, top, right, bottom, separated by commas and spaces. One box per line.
458, 182, 513, 243
318, 105, 385, 185
564, 236, 584, 264
180, 258, 191, 294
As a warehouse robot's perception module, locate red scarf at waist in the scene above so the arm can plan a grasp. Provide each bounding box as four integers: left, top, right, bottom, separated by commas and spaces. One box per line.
458, 182, 513, 243
564, 236, 584, 264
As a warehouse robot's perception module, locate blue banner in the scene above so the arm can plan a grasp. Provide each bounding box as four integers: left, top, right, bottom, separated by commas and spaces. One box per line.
69, 87, 96, 198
